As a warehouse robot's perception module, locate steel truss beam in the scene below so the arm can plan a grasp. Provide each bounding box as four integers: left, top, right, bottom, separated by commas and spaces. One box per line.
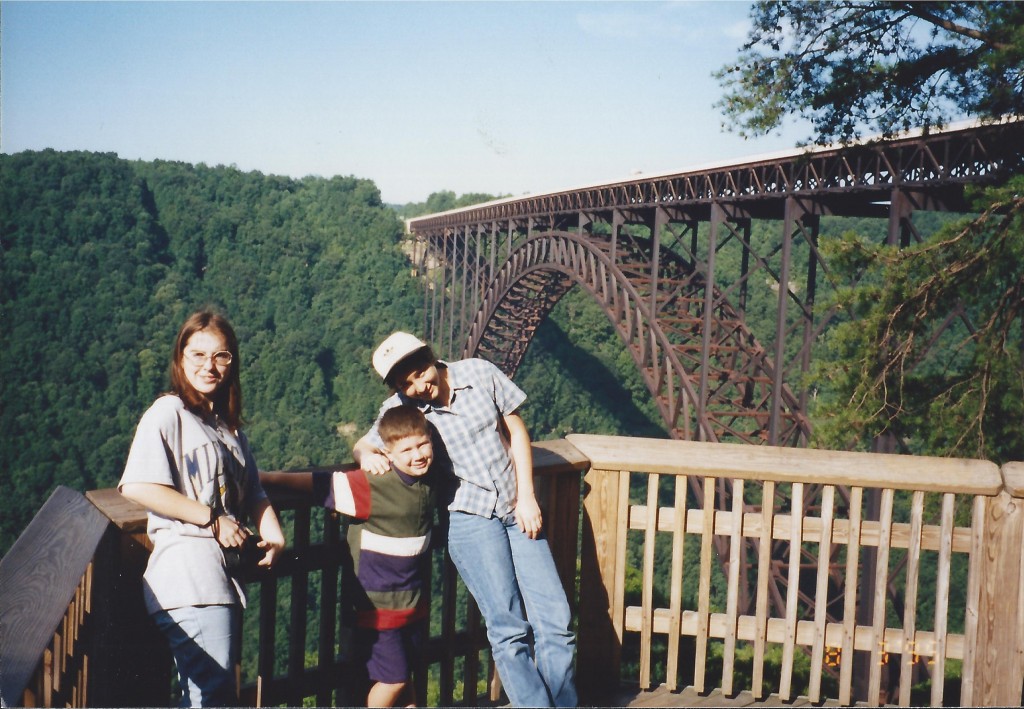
411, 121, 1023, 230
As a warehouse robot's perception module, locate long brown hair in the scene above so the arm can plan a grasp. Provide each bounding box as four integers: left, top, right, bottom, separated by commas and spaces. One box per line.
169, 310, 243, 429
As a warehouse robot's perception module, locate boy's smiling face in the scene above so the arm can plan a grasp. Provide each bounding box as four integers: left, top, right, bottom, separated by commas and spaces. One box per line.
383, 432, 433, 477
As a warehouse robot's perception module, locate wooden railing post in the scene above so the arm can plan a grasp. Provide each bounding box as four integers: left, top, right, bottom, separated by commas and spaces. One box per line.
532, 441, 587, 605
576, 465, 628, 703
964, 469, 1024, 706
85, 489, 173, 707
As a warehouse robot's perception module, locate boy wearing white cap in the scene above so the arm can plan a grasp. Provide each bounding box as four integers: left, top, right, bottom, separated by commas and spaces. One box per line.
354, 333, 577, 708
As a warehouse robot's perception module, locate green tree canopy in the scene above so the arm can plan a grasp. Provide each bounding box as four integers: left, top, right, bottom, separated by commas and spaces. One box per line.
0, 151, 425, 554
392, 190, 510, 221
716, 1, 1024, 143
812, 179, 1024, 463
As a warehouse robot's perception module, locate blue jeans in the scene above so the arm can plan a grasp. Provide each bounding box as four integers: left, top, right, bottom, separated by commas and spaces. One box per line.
448, 511, 577, 707
152, 605, 241, 707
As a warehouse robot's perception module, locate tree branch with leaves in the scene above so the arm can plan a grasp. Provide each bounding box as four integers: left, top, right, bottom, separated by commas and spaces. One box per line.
812, 179, 1024, 462
718, 1, 1024, 461
716, 1, 1024, 143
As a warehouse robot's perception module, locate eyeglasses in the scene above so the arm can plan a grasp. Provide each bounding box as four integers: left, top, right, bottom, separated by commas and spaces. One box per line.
184, 350, 233, 367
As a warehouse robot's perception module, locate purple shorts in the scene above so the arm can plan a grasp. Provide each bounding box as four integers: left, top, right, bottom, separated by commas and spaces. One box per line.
356, 620, 425, 684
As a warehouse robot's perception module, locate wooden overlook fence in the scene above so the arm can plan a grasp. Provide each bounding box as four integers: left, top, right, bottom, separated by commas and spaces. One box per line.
2, 435, 1023, 707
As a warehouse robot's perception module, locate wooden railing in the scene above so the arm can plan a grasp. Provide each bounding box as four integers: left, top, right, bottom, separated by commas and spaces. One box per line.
0, 441, 586, 708
569, 434, 1024, 707
0, 486, 170, 707
3, 435, 1022, 707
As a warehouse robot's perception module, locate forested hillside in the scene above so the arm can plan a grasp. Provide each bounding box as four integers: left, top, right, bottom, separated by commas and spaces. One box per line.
0, 150, 428, 554
0, 150, 668, 557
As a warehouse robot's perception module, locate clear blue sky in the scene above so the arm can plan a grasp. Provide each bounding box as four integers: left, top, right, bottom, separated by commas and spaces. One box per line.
2, 1, 813, 205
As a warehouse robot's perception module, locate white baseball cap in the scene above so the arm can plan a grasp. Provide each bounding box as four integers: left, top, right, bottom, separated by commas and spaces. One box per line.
372, 332, 429, 381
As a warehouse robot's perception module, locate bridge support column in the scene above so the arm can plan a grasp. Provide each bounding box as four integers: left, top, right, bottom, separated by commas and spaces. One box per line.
698, 204, 722, 442
769, 199, 799, 444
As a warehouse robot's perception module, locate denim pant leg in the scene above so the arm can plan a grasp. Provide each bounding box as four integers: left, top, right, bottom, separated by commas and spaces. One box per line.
448, 512, 554, 707
153, 605, 240, 707
507, 521, 578, 707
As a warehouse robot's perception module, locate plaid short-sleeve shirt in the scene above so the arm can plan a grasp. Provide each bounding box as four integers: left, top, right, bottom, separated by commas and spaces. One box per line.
366, 358, 527, 519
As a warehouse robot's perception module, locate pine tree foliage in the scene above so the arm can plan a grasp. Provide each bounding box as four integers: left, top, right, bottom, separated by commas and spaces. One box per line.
716, 1, 1024, 143
719, 0, 1024, 465
811, 179, 1024, 463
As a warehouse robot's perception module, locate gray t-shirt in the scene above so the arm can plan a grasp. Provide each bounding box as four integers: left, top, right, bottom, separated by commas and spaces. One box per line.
119, 395, 267, 613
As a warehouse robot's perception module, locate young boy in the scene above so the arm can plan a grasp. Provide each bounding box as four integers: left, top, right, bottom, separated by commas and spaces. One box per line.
262, 405, 445, 707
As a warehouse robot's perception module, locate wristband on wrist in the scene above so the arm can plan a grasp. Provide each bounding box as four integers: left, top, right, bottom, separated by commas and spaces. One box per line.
200, 508, 220, 529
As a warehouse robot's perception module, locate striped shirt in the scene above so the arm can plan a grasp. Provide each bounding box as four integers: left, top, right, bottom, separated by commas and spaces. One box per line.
315, 467, 437, 630
366, 358, 527, 519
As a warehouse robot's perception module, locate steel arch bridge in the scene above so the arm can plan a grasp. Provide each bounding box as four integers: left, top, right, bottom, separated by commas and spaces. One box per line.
462, 228, 807, 446
406, 119, 1024, 627
408, 120, 1023, 448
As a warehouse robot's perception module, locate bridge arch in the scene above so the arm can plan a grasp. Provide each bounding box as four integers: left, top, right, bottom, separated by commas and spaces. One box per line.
460, 229, 809, 446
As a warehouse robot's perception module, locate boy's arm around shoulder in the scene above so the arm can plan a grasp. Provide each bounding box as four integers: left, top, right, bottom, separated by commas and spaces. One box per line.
354, 432, 391, 476
259, 469, 372, 519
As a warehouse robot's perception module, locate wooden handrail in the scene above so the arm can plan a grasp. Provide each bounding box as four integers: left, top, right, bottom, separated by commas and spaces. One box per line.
0, 487, 117, 706
5, 436, 1022, 707
565, 434, 1002, 494
568, 434, 1024, 707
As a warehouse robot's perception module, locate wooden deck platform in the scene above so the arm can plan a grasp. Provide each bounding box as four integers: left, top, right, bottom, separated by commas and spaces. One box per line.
612, 684, 861, 707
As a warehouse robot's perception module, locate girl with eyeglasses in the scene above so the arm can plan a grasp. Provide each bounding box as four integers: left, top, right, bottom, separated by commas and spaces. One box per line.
119, 310, 285, 707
